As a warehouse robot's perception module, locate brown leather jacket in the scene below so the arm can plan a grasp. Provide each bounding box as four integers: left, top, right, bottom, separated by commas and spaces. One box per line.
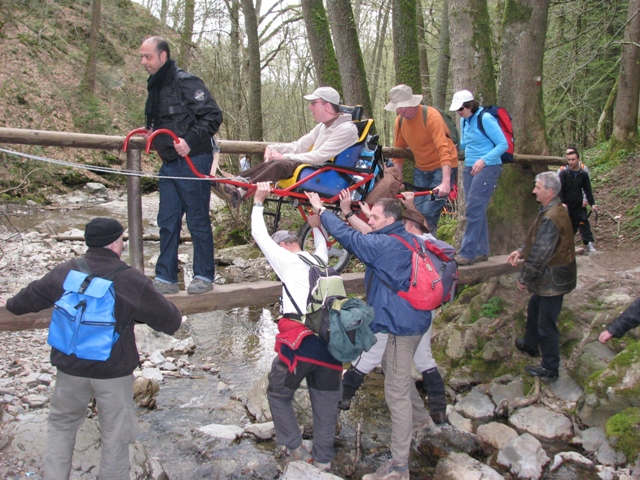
519, 197, 576, 296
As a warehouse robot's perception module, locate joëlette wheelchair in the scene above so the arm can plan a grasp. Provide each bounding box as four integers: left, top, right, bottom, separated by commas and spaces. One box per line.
123, 106, 433, 272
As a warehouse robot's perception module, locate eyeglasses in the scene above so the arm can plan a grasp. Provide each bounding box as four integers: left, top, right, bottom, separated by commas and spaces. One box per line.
457, 106, 466, 112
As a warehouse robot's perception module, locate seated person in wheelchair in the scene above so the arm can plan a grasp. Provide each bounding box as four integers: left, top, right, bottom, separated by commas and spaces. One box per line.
223, 87, 359, 205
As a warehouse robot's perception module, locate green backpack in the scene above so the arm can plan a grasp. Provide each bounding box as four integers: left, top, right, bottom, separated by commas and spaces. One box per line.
398, 105, 460, 148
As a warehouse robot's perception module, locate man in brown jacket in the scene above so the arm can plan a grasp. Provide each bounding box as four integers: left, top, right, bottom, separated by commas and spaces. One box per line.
507, 172, 577, 379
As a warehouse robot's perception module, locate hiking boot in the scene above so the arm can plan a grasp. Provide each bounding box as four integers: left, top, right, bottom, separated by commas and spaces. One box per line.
286, 445, 312, 463
338, 398, 352, 411
430, 411, 447, 425
211, 182, 242, 210
454, 255, 475, 266
152, 279, 179, 295
585, 242, 596, 254
362, 460, 409, 480
475, 254, 489, 262
422, 367, 447, 424
339, 366, 366, 411
515, 338, 539, 357
313, 460, 331, 471
525, 364, 558, 379
187, 278, 213, 295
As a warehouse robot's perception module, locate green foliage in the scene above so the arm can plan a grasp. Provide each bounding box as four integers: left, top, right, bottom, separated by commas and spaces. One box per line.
479, 296, 503, 318
605, 408, 640, 461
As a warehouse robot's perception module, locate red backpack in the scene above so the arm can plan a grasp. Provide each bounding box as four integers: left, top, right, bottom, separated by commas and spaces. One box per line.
384, 235, 458, 311
477, 105, 515, 163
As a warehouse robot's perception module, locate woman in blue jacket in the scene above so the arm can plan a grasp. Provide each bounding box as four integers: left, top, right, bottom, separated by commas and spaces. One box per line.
449, 90, 507, 265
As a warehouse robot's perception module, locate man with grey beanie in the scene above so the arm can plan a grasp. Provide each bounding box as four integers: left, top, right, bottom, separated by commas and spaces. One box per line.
4, 217, 182, 479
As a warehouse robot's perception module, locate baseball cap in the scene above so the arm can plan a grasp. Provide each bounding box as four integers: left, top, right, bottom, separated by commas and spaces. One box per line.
271, 230, 298, 244
303, 87, 341, 105
449, 90, 475, 111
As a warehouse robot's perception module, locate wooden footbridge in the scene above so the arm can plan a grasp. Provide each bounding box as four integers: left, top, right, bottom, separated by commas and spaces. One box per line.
0, 256, 520, 332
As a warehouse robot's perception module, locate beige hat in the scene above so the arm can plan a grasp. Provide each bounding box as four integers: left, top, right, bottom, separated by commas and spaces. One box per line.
449, 90, 474, 111
303, 87, 341, 105
384, 84, 422, 112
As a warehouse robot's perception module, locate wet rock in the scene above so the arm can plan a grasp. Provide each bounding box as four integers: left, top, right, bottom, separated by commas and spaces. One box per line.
416, 424, 482, 461
197, 423, 244, 441
577, 343, 640, 427
243, 421, 275, 440
133, 377, 159, 409
575, 341, 617, 380
489, 375, 524, 407
281, 460, 342, 479
571, 425, 621, 466
448, 410, 473, 433
245, 371, 271, 422
433, 451, 504, 480
141, 367, 163, 383
455, 388, 495, 422
496, 433, 549, 479
509, 406, 573, 441
549, 451, 594, 472
476, 422, 519, 453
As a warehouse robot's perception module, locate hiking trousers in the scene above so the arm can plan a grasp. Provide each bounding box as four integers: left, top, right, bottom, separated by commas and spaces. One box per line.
267, 356, 341, 464
523, 294, 564, 372
45, 371, 138, 480
382, 334, 431, 467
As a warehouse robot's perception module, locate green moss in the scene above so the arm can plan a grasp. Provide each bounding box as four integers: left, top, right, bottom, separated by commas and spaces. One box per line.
605, 408, 640, 461
456, 284, 482, 305
610, 342, 640, 369
502, 0, 533, 24
479, 296, 503, 318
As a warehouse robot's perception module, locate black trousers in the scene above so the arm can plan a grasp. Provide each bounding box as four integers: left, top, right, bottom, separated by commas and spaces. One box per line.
523, 294, 564, 371
569, 207, 594, 245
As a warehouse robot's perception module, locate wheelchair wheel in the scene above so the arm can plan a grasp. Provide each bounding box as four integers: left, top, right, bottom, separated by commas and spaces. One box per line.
298, 222, 352, 273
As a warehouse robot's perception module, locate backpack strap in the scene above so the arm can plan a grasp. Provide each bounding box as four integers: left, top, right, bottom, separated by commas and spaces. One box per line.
280, 252, 326, 318
476, 109, 494, 146
375, 234, 422, 294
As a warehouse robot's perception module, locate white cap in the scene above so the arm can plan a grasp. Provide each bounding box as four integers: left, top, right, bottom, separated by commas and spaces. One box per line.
384, 84, 422, 111
303, 87, 341, 105
449, 90, 474, 111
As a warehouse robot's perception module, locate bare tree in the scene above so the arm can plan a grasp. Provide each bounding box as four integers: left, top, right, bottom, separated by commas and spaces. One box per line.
369, 0, 391, 111
326, 0, 373, 114
81, 0, 101, 93
611, 0, 640, 151
240, 0, 264, 141
433, 0, 450, 110
300, 0, 343, 90
416, 3, 432, 103
179, 0, 195, 70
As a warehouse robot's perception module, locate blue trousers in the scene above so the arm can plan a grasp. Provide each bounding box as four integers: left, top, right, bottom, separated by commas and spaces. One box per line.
459, 164, 502, 260
156, 153, 215, 284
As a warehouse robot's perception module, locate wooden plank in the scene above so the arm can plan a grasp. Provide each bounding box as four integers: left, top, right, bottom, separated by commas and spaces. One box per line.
0, 273, 365, 332
0, 259, 522, 332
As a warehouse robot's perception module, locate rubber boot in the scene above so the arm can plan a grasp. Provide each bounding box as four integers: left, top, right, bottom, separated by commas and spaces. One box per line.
338, 366, 366, 411
422, 367, 447, 424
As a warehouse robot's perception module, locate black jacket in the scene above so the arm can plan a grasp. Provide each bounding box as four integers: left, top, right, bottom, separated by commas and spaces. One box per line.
607, 297, 640, 339
150, 63, 223, 163
558, 165, 595, 211
6, 248, 182, 379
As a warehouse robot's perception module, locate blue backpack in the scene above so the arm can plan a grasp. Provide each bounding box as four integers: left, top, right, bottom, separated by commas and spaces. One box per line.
48, 258, 129, 361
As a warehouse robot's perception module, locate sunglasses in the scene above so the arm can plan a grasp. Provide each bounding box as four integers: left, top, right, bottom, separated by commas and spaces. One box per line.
457, 105, 466, 112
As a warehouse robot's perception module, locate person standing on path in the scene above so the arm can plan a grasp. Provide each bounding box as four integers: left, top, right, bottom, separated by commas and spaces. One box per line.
4, 217, 182, 480
140, 36, 223, 295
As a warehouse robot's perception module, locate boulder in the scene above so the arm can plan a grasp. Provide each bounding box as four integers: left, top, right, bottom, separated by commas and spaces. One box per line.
476, 422, 519, 453
509, 406, 573, 441
497, 433, 550, 479
434, 452, 504, 480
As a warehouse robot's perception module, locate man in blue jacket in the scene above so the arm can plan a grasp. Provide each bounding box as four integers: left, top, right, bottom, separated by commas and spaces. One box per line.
306, 192, 431, 480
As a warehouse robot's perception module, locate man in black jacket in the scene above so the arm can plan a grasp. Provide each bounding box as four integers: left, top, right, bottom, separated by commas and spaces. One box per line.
4, 217, 182, 479
140, 36, 223, 295
507, 172, 577, 379
558, 147, 597, 253
600, 298, 640, 343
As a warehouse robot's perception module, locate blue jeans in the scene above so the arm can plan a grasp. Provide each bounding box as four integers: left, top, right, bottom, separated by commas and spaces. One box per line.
459, 164, 502, 260
156, 153, 214, 284
413, 167, 458, 236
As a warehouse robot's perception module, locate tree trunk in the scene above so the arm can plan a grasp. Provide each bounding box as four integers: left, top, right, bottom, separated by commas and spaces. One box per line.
300, 0, 343, 91
611, 0, 640, 151
160, 0, 167, 25
81, 0, 101, 93
488, 0, 551, 255
227, 0, 246, 165
448, 0, 496, 102
596, 76, 618, 143
391, 0, 421, 91
433, 0, 450, 110
240, 0, 264, 141
326, 0, 372, 116
179, 0, 195, 70
416, 3, 432, 103
370, 0, 391, 111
